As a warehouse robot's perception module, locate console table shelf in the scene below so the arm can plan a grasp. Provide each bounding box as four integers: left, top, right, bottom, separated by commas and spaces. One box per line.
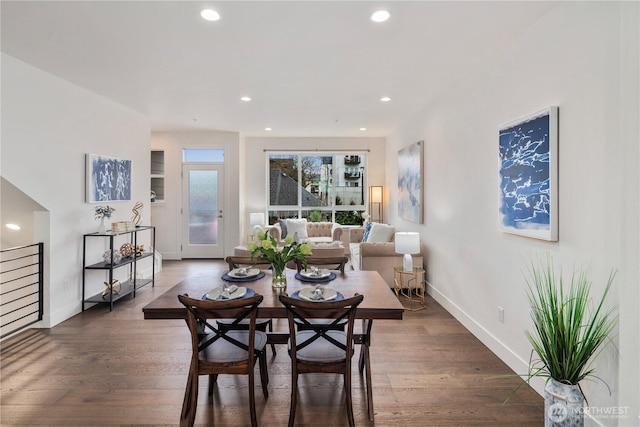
82, 226, 155, 311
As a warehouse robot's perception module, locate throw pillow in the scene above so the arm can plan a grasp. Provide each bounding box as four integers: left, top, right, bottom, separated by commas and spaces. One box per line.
286, 218, 308, 240
366, 223, 396, 243
278, 219, 288, 239
362, 221, 373, 242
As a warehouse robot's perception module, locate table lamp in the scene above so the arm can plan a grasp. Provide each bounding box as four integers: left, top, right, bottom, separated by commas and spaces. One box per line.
250, 212, 265, 236
395, 232, 420, 272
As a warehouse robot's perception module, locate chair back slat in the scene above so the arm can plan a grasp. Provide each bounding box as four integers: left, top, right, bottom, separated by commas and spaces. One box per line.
279, 294, 363, 357
178, 294, 264, 356
225, 256, 272, 270
295, 256, 348, 273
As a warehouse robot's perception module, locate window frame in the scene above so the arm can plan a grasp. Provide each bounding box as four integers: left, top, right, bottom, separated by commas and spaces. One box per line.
266, 150, 368, 225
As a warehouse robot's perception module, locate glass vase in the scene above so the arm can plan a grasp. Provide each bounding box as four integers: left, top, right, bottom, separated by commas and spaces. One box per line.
271, 263, 287, 289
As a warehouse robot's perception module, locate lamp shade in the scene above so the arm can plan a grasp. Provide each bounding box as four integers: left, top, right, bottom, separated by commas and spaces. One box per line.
395, 232, 420, 254
395, 232, 420, 273
250, 212, 265, 226
370, 186, 383, 203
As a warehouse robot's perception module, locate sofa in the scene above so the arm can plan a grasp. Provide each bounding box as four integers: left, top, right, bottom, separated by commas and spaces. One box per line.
349, 224, 423, 288
269, 219, 343, 244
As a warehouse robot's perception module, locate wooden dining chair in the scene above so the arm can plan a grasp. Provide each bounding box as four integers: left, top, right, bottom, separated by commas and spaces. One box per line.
221, 256, 276, 356
177, 293, 269, 427
294, 256, 349, 273
225, 255, 272, 270
293, 255, 350, 332
279, 293, 364, 427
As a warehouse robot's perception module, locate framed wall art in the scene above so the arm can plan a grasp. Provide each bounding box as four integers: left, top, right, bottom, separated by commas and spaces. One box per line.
498, 107, 558, 241
86, 153, 132, 203
398, 140, 424, 224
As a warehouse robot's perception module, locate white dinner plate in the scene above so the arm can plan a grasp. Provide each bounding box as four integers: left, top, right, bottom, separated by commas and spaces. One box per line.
206, 286, 248, 301
299, 268, 331, 279
298, 287, 337, 302
228, 268, 260, 278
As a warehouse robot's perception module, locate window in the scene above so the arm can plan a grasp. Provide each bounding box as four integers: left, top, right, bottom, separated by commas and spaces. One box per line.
183, 149, 225, 163
267, 152, 367, 225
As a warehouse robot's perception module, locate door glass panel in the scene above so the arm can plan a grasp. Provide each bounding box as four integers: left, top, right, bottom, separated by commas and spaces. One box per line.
189, 170, 218, 245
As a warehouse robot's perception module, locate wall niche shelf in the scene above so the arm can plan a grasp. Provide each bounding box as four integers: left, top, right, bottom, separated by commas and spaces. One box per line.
82, 226, 156, 311
150, 150, 165, 202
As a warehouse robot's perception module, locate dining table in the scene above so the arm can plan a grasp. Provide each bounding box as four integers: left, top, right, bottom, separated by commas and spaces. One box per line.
142, 268, 404, 421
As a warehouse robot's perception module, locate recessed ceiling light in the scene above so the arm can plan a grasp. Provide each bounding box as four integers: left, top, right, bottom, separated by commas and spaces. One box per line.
371, 10, 390, 23
240, 96, 252, 102
380, 97, 391, 102
360, 128, 367, 131
265, 127, 272, 131
201, 9, 220, 21
6, 223, 20, 230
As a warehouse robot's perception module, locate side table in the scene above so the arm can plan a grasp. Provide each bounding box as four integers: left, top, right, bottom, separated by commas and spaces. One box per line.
393, 266, 426, 311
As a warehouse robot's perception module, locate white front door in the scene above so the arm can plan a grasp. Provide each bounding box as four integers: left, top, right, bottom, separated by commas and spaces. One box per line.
181, 164, 225, 258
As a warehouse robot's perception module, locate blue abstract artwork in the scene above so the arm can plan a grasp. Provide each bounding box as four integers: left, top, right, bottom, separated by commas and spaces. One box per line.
499, 107, 558, 241
86, 153, 132, 202
398, 141, 423, 223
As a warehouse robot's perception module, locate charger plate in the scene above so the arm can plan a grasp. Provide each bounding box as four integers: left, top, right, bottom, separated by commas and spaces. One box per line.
228, 268, 261, 278
295, 272, 336, 283
299, 268, 331, 279
222, 271, 265, 282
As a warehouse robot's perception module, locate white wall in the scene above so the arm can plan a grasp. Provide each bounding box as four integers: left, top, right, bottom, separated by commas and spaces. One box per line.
1, 53, 151, 326
385, 2, 639, 425
150, 130, 241, 259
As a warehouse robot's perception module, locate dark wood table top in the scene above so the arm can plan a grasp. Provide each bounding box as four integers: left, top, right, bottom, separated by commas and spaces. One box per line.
142, 269, 404, 320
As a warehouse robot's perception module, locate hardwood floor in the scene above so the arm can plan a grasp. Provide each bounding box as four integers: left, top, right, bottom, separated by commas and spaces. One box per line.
0, 259, 543, 426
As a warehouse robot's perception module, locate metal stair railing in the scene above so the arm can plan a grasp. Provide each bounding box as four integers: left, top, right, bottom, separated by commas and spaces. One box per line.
0, 243, 44, 339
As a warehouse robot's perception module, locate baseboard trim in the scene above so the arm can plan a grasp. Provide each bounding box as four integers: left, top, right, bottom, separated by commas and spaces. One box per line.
426, 282, 543, 397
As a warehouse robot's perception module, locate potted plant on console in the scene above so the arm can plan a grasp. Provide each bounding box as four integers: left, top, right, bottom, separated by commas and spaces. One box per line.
522, 256, 617, 427
94, 205, 115, 234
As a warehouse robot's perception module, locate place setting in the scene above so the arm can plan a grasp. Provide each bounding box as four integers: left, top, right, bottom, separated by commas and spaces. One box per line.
292, 284, 343, 302
221, 266, 266, 282
204, 283, 255, 301
295, 266, 337, 283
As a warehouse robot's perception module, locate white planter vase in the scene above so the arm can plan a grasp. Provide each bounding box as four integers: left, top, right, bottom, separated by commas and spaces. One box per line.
98, 217, 106, 234
544, 379, 584, 427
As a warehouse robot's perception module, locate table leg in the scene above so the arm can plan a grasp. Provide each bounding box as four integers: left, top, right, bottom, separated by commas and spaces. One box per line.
358, 319, 374, 421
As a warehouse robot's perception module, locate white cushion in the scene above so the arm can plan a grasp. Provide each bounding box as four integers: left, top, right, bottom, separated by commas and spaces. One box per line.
349, 243, 362, 270
366, 223, 395, 243
286, 218, 308, 239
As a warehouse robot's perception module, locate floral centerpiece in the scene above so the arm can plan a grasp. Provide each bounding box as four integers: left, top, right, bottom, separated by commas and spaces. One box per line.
247, 230, 312, 288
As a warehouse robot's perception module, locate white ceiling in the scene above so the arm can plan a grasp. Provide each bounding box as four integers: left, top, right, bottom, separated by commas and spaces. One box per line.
1, 1, 558, 137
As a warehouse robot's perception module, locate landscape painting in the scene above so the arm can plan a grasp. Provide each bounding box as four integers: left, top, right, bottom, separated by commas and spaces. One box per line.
86, 153, 132, 202
498, 107, 558, 241
398, 140, 423, 224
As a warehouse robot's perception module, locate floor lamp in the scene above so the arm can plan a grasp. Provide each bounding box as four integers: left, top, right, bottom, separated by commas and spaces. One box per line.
369, 186, 383, 223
